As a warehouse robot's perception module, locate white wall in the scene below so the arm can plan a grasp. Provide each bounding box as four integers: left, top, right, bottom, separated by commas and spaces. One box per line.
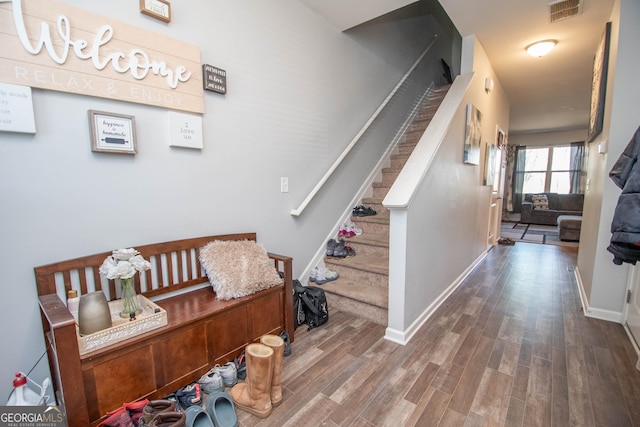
386, 35, 510, 341
0, 0, 440, 400
509, 128, 588, 147
577, 0, 640, 320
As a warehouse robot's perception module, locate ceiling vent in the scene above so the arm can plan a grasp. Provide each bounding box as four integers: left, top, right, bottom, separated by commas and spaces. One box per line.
548, 0, 582, 23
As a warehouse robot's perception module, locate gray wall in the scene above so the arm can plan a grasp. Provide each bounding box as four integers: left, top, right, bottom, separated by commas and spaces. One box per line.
385, 36, 510, 341
577, 0, 640, 319
0, 0, 441, 400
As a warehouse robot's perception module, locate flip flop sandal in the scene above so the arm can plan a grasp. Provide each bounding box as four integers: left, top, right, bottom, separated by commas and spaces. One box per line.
345, 245, 356, 256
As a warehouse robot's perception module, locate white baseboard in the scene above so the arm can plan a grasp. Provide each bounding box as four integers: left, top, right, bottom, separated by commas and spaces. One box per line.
574, 266, 623, 323
384, 250, 487, 345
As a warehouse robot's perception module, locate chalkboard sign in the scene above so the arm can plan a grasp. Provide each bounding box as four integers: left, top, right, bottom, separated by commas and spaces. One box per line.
203, 64, 227, 94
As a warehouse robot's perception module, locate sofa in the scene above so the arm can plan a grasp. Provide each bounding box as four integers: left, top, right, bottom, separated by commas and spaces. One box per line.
520, 192, 584, 225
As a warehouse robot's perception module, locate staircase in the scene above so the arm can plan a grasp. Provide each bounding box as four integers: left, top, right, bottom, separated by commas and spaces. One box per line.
319, 85, 450, 325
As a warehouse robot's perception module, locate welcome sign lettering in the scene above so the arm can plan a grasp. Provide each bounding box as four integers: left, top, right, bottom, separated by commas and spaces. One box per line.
0, 0, 204, 113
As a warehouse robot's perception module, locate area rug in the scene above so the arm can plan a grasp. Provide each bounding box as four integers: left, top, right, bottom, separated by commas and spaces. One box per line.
500, 222, 579, 248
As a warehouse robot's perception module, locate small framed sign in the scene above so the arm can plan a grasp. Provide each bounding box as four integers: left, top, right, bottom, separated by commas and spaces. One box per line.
167, 111, 203, 149
202, 64, 227, 94
140, 0, 171, 23
89, 110, 137, 154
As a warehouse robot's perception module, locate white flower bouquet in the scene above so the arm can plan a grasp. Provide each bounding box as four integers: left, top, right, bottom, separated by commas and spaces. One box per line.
99, 248, 151, 318
99, 248, 151, 280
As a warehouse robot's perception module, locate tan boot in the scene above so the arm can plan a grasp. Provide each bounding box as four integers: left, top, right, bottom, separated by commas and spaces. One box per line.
230, 343, 274, 418
260, 334, 284, 406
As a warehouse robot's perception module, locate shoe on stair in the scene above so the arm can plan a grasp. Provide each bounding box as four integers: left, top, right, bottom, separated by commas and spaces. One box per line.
330, 239, 347, 258
312, 266, 339, 284
326, 239, 338, 256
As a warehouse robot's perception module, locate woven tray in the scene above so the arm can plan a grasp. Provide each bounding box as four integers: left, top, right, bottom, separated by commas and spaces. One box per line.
77, 295, 167, 355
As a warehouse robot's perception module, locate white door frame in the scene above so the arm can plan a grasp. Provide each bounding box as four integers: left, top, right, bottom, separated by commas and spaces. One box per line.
623, 264, 640, 361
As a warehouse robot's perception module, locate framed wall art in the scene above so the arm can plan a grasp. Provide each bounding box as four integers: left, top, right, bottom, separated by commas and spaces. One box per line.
484, 143, 497, 186
496, 126, 506, 149
140, 0, 171, 23
88, 110, 137, 154
464, 104, 482, 165
587, 21, 611, 142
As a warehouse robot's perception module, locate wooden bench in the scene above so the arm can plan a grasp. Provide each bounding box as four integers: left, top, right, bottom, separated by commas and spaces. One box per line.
34, 233, 293, 427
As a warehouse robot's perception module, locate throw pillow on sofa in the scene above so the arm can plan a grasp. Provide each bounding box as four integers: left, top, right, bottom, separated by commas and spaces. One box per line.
532, 194, 549, 210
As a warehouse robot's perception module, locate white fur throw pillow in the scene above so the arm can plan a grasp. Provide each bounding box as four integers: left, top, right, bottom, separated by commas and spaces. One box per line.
199, 240, 282, 300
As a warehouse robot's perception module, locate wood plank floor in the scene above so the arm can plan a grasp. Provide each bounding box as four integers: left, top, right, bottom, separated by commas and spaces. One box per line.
237, 243, 640, 426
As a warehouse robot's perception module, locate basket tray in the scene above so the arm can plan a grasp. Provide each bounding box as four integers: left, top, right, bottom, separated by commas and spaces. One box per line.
77, 295, 167, 355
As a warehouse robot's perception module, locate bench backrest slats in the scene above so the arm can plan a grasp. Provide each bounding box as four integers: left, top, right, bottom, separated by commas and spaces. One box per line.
34, 233, 258, 302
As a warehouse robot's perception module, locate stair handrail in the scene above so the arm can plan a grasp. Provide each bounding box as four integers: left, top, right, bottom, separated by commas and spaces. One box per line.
290, 34, 440, 217
383, 72, 474, 209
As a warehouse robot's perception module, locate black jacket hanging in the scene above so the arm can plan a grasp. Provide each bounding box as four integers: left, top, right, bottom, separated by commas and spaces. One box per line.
608, 126, 640, 265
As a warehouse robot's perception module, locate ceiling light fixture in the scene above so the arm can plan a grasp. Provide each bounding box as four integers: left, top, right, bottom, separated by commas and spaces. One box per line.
526, 40, 557, 57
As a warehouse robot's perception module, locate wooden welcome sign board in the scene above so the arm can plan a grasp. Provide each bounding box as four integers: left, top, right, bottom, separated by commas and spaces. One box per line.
0, 0, 204, 113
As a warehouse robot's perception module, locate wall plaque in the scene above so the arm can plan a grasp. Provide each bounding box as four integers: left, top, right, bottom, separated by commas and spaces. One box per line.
0, 0, 204, 113
202, 64, 227, 95
0, 82, 36, 133
168, 111, 203, 149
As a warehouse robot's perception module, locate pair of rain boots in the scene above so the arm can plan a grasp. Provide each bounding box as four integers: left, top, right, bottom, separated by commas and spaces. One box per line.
229, 334, 284, 418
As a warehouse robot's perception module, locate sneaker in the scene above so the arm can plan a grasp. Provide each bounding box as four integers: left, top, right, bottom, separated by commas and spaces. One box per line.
338, 223, 355, 238
314, 266, 339, 284
326, 239, 338, 256
213, 362, 237, 387
345, 244, 356, 256
198, 369, 224, 394
234, 352, 246, 381
280, 331, 292, 357
345, 222, 362, 237
175, 383, 202, 410
330, 239, 347, 258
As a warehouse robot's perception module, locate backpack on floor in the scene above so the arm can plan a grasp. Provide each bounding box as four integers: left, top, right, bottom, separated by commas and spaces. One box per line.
293, 279, 328, 330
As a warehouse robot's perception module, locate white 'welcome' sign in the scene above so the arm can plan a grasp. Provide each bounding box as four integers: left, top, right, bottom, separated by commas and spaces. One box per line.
0, 0, 204, 113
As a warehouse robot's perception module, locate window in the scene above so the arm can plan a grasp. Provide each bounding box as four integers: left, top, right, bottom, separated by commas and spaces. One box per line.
518, 145, 579, 195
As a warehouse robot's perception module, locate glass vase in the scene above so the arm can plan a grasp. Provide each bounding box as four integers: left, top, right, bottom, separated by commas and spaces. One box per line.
120, 277, 142, 318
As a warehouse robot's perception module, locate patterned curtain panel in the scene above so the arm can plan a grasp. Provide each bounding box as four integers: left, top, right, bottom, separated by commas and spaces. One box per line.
504, 145, 517, 212
570, 141, 585, 194
511, 146, 527, 213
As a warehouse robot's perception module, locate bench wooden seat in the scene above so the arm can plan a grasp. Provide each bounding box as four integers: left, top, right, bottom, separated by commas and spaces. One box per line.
35, 233, 293, 427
